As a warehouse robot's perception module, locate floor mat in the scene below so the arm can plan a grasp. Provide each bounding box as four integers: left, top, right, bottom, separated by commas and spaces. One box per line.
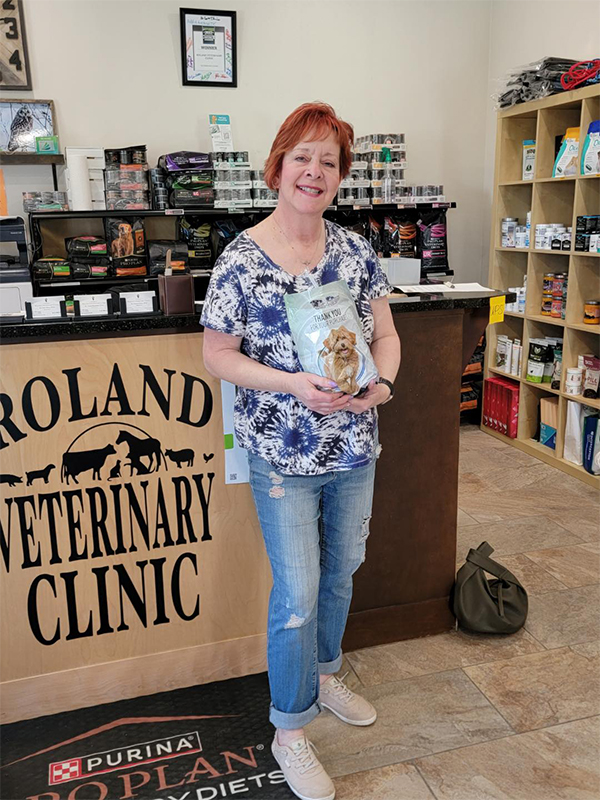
0, 671, 296, 799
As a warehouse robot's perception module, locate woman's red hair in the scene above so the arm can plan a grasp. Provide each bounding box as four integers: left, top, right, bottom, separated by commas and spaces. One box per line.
264, 102, 354, 190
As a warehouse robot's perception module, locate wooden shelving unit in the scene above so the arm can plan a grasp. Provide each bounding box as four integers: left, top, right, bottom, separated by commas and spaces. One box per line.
484, 84, 600, 489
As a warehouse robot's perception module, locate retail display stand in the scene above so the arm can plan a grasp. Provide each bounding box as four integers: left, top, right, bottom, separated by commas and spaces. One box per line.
484, 83, 600, 488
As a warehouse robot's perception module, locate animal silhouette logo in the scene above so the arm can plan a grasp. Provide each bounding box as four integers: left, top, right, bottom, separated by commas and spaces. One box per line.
115, 430, 166, 473
26, 464, 55, 486
165, 448, 195, 468
62, 444, 116, 485
0, 474, 22, 487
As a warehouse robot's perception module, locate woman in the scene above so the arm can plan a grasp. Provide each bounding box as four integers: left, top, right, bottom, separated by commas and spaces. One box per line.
201, 102, 401, 800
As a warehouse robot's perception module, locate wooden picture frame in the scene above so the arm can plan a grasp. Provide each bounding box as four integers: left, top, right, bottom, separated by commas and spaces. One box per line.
0, 98, 57, 154
180, 8, 237, 88
0, 0, 32, 91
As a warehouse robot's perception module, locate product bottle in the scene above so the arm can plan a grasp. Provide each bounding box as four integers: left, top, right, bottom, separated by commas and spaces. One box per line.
382, 147, 394, 204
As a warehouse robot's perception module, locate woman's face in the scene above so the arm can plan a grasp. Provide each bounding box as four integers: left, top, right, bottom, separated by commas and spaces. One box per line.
276, 133, 341, 215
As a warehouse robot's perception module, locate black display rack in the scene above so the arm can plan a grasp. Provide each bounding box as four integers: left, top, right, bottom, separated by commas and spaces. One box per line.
28, 202, 457, 296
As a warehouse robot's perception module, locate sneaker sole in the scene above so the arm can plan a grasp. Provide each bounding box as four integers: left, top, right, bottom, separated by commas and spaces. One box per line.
320, 701, 377, 726
271, 747, 336, 800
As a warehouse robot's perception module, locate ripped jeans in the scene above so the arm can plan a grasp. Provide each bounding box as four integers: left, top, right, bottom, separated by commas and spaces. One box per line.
247, 451, 377, 730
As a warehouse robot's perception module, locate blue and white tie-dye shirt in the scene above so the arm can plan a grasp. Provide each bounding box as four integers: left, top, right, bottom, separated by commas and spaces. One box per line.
200, 219, 393, 475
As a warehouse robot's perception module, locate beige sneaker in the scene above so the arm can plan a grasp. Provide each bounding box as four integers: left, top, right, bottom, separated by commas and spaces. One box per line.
271, 733, 335, 800
319, 672, 377, 726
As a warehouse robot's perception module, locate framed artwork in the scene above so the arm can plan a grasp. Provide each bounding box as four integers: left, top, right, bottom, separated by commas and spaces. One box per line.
0, 0, 32, 91
180, 8, 237, 87
0, 98, 56, 154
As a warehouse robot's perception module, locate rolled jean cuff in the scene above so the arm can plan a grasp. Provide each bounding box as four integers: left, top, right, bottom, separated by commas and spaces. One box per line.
319, 651, 343, 675
269, 700, 321, 730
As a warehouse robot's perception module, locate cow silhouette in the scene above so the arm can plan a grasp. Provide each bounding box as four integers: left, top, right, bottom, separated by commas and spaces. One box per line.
116, 430, 166, 472
0, 474, 22, 487
26, 464, 55, 486
62, 444, 116, 484
165, 448, 195, 468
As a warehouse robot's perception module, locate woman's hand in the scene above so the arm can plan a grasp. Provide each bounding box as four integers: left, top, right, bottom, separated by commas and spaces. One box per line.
345, 380, 391, 414
287, 372, 352, 415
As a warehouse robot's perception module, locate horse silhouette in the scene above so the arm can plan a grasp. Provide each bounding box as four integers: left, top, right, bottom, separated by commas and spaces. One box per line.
115, 430, 166, 472
124, 453, 154, 477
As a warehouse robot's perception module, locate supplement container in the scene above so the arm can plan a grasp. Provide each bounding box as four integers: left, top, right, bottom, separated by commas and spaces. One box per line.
541, 294, 553, 315
543, 273, 556, 294
584, 300, 600, 325
501, 217, 517, 248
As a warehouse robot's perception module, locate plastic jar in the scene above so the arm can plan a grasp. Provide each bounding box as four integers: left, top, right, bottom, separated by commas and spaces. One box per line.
541, 294, 553, 315
502, 218, 517, 248
584, 300, 600, 325
552, 273, 567, 297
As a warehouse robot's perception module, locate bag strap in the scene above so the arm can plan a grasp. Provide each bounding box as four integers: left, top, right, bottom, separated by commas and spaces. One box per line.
467, 548, 517, 583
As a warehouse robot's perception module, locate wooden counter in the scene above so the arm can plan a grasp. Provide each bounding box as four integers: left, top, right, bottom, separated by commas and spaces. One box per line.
0, 293, 504, 722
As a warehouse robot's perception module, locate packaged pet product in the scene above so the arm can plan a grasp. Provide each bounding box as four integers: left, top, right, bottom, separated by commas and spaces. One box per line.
65, 236, 107, 258
148, 241, 189, 275
166, 171, 214, 190
522, 140, 536, 180
581, 120, 600, 175
552, 127, 580, 177
417, 210, 449, 272
106, 217, 147, 275
399, 218, 417, 257
70, 261, 109, 279
564, 400, 583, 465
583, 413, 599, 474
32, 257, 70, 281
211, 219, 244, 261
526, 339, 552, 383
170, 188, 214, 208
180, 219, 212, 267
582, 355, 600, 399
368, 217, 383, 257
158, 152, 212, 172
382, 217, 400, 257
284, 279, 379, 396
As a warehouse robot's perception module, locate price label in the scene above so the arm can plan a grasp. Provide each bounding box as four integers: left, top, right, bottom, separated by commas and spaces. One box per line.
489, 295, 505, 324
27, 296, 65, 319
74, 294, 111, 317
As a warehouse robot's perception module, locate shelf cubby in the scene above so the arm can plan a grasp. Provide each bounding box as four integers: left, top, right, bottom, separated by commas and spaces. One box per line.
565, 255, 600, 329
535, 103, 583, 180
485, 84, 600, 488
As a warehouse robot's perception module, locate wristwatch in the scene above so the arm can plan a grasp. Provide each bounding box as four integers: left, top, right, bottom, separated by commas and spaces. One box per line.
377, 377, 394, 403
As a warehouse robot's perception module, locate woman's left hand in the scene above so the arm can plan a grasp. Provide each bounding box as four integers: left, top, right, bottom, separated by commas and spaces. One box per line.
345, 380, 391, 414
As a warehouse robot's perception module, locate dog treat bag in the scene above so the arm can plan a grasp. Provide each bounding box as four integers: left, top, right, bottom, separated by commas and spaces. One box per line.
284, 279, 378, 396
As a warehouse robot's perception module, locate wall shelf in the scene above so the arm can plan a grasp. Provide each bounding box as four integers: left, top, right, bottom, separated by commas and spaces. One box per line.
484, 83, 600, 489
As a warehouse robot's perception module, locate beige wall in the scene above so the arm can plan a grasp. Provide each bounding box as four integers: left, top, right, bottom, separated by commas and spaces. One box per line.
2, 0, 599, 281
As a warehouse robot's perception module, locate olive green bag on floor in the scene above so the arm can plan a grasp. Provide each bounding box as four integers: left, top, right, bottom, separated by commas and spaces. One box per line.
452, 541, 528, 634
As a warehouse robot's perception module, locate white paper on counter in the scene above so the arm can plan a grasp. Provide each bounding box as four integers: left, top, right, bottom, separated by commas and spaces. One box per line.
220, 380, 249, 484
395, 282, 494, 294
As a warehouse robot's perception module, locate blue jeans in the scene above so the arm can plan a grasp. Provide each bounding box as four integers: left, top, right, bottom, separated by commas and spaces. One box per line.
248, 451, 377, 730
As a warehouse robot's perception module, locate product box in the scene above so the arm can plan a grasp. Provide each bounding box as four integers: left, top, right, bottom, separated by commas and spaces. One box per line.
483, 376, 519, 438
522, 140, 536, 180
540, 422, 557, 449
540, 395, 558, 449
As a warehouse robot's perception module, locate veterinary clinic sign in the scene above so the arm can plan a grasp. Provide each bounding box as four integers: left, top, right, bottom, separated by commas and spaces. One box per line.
0, 337, 218, 650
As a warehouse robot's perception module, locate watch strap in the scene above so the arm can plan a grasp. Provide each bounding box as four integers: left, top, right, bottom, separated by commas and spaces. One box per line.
377, 377, 394, 401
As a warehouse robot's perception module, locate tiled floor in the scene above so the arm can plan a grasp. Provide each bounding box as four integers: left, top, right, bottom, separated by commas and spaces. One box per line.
311, 422, 600, 799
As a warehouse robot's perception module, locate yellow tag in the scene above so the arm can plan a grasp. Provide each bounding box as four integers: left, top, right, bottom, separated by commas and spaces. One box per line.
489, 295, 505, 324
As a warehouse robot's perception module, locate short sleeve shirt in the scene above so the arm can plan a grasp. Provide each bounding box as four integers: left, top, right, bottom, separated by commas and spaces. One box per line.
200, 219, 393, 475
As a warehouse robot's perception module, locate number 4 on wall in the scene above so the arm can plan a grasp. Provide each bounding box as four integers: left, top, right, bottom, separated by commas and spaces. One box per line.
0, 0, 31, 90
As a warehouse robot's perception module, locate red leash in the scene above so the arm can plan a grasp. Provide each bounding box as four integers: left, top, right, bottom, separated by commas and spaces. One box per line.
561, 59, 600, 91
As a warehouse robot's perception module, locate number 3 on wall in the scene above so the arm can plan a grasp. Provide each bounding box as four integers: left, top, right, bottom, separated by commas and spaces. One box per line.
0, 0, 31, 90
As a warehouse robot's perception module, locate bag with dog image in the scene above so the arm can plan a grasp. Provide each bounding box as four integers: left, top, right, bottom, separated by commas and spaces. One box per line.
284, 279, 378, 395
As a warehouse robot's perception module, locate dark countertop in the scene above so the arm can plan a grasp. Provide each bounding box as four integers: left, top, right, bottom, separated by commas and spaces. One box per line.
0, 291, 514, 342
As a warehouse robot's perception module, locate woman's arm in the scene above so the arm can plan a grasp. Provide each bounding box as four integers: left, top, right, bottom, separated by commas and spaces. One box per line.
203, 327, 351, 415
346, 297, 401, 413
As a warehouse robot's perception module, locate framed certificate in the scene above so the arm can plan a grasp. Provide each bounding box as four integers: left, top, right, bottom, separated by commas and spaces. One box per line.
180, 8, 237, 87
